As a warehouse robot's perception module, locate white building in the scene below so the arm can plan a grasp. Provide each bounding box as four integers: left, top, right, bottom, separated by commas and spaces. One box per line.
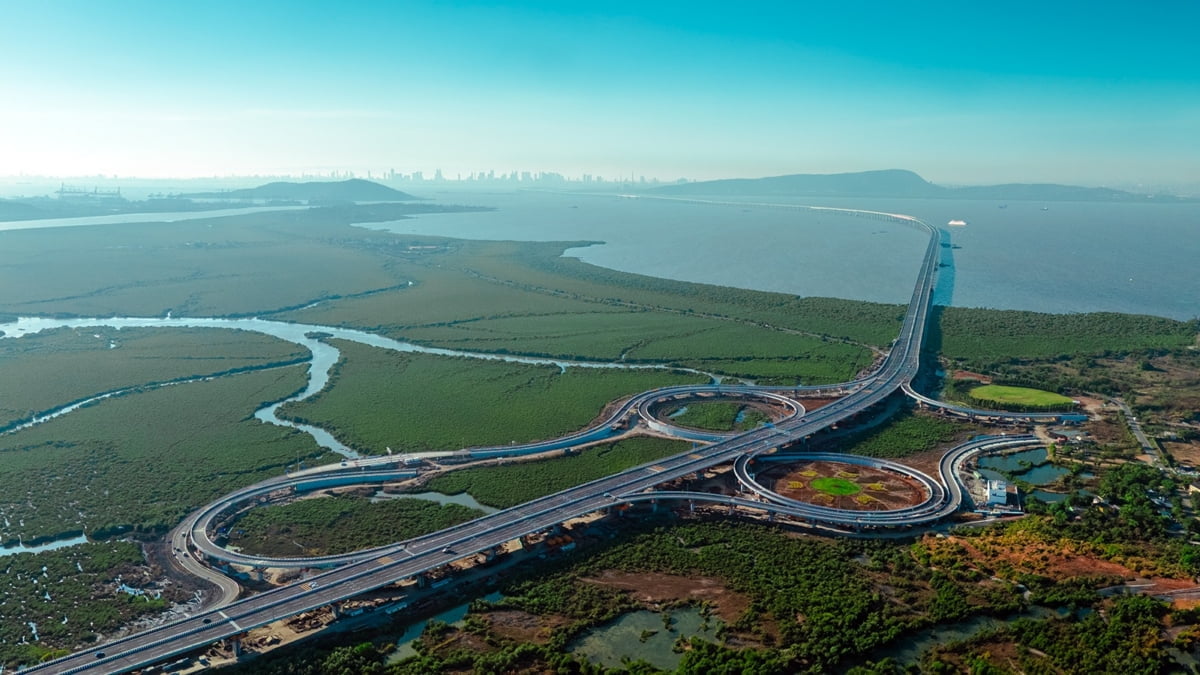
986, 480, 1009, 507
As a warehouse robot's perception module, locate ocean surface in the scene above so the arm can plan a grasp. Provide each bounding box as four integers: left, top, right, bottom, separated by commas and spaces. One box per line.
2, 189, 1196, 319
363, 190, 1199, 320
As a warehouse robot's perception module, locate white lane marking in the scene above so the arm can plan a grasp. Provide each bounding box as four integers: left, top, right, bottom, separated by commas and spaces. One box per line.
219, 610, 243, 631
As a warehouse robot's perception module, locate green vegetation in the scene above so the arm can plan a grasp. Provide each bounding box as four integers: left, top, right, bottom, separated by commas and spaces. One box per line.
667, 401, 770, 432
0, 542, 177, 669
0, 327, 306, 429
422, 437, 688, 508
810, 476, 862, 496
0, 366, 329, 545
0, 206, 442, 318
279, 340, 706, 454
402, 520, 1023, 673
834, 409, 969, 458
391, 310, 873, 383
228, 495, 485, 557
0, 211, 888, 382
968, 384, 1073, 408
216, 492, 1200, 674
963, 384, 1077, 413
939, 307, 1198, 364
919, 595, 1171, 675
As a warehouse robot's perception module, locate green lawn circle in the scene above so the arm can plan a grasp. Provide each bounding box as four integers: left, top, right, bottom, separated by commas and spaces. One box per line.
969, 384, 1073, 407
810, 476, 861, 496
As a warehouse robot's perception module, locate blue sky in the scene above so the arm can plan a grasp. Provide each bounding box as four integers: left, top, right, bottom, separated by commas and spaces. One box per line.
1, 1, 1197, 186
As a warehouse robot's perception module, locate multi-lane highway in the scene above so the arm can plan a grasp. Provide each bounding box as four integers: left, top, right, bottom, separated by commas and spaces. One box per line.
32, 208, 977, 674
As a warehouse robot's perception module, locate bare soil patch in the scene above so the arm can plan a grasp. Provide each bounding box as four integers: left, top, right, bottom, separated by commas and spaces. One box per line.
796, 397, 837, 410
952, 370, 992, 384
1165, 441, 1200, 466
761, 459, 926, 510
580, 570, 750, 625
893, 447, 947, 479
485, 609, 570, 645
1073, 395, 1105, 414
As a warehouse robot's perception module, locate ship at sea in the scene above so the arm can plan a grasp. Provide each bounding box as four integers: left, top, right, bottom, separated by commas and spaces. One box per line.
947, 219, 967, 226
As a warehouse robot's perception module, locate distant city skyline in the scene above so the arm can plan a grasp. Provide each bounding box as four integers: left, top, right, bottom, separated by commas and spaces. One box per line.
1, 1, 1197, 187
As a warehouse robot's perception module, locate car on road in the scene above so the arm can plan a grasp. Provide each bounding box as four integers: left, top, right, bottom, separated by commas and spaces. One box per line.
442, 546, 453, 554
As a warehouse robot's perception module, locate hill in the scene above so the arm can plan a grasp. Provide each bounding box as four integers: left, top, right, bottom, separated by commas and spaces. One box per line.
183, 179, 416, 202
652, 169, 942, 198
651, 170, 1187, 202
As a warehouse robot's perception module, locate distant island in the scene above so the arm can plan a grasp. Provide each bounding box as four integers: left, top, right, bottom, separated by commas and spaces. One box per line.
649, 169, 1192, 202
181, 178, 417, 202
0, 179, 421, 223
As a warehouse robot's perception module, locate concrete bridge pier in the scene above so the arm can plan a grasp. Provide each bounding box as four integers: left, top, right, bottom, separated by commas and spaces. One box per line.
251, 567, 265, 582
415, 573, 428, 588
688, 499, 695, 514
330, 603, 341, 619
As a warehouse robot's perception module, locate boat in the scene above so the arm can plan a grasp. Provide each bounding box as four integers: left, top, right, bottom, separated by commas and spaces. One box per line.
947, 219, 967, 227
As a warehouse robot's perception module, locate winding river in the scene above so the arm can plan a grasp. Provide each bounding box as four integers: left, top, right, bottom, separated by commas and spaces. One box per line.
0, 316, 714, 459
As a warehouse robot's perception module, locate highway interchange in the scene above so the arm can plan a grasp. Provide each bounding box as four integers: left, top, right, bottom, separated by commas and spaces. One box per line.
34, 207, 1066, 674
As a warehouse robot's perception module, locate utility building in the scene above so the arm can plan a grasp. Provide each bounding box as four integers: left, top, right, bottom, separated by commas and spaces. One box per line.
986, 480, 1009, 507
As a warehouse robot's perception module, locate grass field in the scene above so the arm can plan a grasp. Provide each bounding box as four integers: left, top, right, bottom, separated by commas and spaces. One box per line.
278, 340, 706, 455
810, 476, 862, 496
0, 366, 328, 544
968, 384, 1074, 408
0, 327, 306, 429
421, 436, 689, 508
228, 495, 485, 557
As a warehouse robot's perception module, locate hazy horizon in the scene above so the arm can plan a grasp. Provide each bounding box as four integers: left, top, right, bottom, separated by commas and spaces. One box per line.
2, 1, 1197, 188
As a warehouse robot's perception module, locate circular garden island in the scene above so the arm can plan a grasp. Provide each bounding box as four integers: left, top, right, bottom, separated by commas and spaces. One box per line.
762, 459, 927, 510
653, 398, 786, 432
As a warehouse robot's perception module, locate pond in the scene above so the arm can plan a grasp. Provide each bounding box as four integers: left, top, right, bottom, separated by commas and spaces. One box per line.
978, 448, 1070, 486
569, 606, 720, 671
868, 606, 1088, 666
386, 591, 504, 663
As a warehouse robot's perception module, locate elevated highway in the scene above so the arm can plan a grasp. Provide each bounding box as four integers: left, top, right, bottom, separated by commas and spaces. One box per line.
34, 207, 961, 675
902, 383, 1084, 424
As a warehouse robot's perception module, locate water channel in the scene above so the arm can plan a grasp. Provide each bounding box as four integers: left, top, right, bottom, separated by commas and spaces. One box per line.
370, 490, 499, 515
0, 534, 90, 558
0, 205, 308, 233
0, 316, 712, 459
